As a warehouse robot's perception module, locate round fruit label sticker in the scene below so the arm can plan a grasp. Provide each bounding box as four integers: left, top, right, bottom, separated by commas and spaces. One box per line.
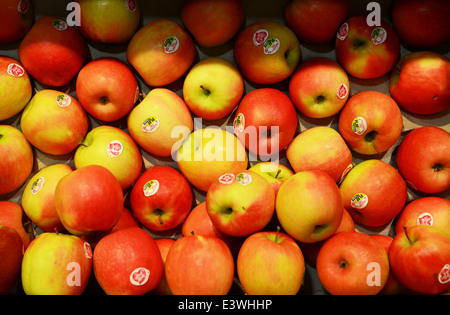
164, 36, 179, 54
56, 94, 71, 107
143, 179, 159, 197
31, 177, 44, 195
438, 264, 450, 284
253, 29, 269, 46
371, 27, 387, 45
142, 117, 159, 133
17, 0, 29, 14
84, 242, 92, 259
126, 0, 137, 12
7, 63, 25, 77
219, 173, 235, 185
351, 117, 367, 135
107, 140, 123, 158
337, 83, 349, 100
417, 212, 434, 226
351, 193, 369, 209
52, 19, 68, 31
236, 172, 252, 186
233, 113, 245, 133
337, 23, 349, 41
130, 267, 150, 286
263, 37, 280, 55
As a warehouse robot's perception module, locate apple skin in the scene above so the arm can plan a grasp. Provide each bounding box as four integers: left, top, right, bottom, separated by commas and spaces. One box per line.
18, 16, 87, 87
234, 21, 301, 85
0, 225, 23, 295
164, 234, 235, 295
181, 0, 244, 48
93, 227, 164, 295
21, 232, 93, 295
74, 125, 143, 191
183, 57, 244, 120
151, 238, 175, 295
392, 0, 450, 49
389, 52, 450, 116
20, 89, 89, 156
276, 170, 343, 243
130, 165, 193, 232
0, 201, 34, 250
396, 126, 450, 194
237, 229, 305, 295
127, 18, 196, 87
335, 15, 401, 79
286, 126, 353, 183
127, 88, 193, 157
338, 91, 403, 155
77, 0, 141, 44
248, 162, 294, 196
76, 57, 140, 122
21, 164, 73, 233
289, 57, 350, 118
0, 125, 34, 195
0, 56, 32, 121
284, 0, 349, 45
339, 159, 407, 227
0, 0, 34, 44
389, 225, 450, 294
55, 165, 124, 236
316, 231, 390, 295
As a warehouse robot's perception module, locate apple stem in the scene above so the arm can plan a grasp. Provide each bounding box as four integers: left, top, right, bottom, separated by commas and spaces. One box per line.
233, 276, 247, 295
403, 226, 412, 245
275, 169, 281, 179
275, 226, 281, 242
200, 85, 211, 96
54, 228, 59, 235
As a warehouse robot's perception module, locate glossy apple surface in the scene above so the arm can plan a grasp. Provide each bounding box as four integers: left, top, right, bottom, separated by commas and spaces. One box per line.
0, 0, 34, 44
0, 225, 23, 295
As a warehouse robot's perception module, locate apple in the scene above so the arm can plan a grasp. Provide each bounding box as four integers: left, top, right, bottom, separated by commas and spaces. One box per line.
74, 125, 143, 191
237, 228, 305, 295
316, 231, 390, 295
76, 57, 140, 122
389, 51, 450, 115
164, 234, 235, 295
396, 126, 450, 194
0, 225, 23, 295
21, 164, 73, 233
127, 18, 196, 87
286, 126, 353, 183
248, 162, 294, 196
276, 170, 343, 243
18, 16, 87, 87
233, 88, 298, 157
129, 165, 193, 232
0, 201, 34, 250
77, 0, 141, 44
176, 128, 248, 192
338, 91, 403, 155
284, 0, 349, 45
206, 169, 276, 237
289, 57, 350, 118
335, 15, 401, 79
339, 159, 407, 227
0, 125, 33, 195
392, 0, 450, 49
93, 227, 163, 295
127, 88, 193, 157
0, 0, 34, 44
233, 21, 301, 85
389, 225, 450, 294
0, 56, 32, 121
55, 165, 124, 236
20, 89, 89, 156
151, 238, 175, 295
182, 57, 244, 120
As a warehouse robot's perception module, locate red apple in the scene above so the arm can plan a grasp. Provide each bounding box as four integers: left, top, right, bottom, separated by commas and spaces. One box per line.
0, 0, 34, 44
0, 201, 34, 250
248, 162, 294, 196
0, 225, 23, 295
151, 238, 175, 295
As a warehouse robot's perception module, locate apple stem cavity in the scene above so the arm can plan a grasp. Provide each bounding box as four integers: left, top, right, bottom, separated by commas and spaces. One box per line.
364, 130, 378, 143
315, 95, 326, 104
339, 260, 348, 269
403, 226, 413, 245
200, 85, 211, 96
100, 96, 109, 105
153, 209, 165, 225
432, 163, 443, 172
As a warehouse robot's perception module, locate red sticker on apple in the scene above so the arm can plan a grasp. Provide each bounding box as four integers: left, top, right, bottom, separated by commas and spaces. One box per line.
233, 113, 245, 133
142, 117, 159, 133
236, 173, 252, 186
17, 0, 29, 14
107, 140, 123, 157
337, 23, 349, 41
56, 94, 72, 107
143, 180, 159, 197
52, 19, 68, 31
351, 193, 368, 209
7, 63, 25, 77
337, 83, 349, 100
351, 117, 367, 135
84, 242, 92, 259
130, 267, 150, 286
253, 29, 269, 46
371, 27, 387, 45
417, 212, 433, 226
219, 173, 235, 185
439, 264, 450, 284
31, 177, 44, 195
126, 0, 137, 12
164, 36, 179, 54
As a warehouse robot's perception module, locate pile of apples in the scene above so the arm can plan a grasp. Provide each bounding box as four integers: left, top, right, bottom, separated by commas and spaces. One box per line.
1, 0, 449, 296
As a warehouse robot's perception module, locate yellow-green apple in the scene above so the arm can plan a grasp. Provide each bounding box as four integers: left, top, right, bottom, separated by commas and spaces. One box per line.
339, 159, 407, 227
164, 234, 235, 295
276, 170, 343, 243
316, 231, 390, 295
151, 238, 175, 295
77, 0, 141, 44
206, 170, 275, 237
284, 0, 349, 45
389, 225, 450, 294
93, 227, 163, 295
0, 0, 33, 44
396, 126, 450, 194
76, 57, 140, 122
335, 15, 400, 79
176, 128, 248, 192
0, 125, 33, 195
286, 126, 353, 183
0, 201, 34, 250
234, 21, 301, 85
21, 164, 73, 233
0, 225, 23, 294
248, 162, 294, 196
183, 57, 244, 120
55, 165, 124, 236
130, 165, 193, 232
395, 197, 450, 236
127, 88, 193, 157
0, 56, 32, 121
392, 0, 450, 49
74, 125, 143, 191
127, 18, 196, 87
20, 89, 89, 156
21, 232, 92, 295
233, 88, 298, 157
289, 57, 350, 118
18, 16, 87, 87
338, 91, 403, 155
389, 52, 450, 115
237, 228, 305, 295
